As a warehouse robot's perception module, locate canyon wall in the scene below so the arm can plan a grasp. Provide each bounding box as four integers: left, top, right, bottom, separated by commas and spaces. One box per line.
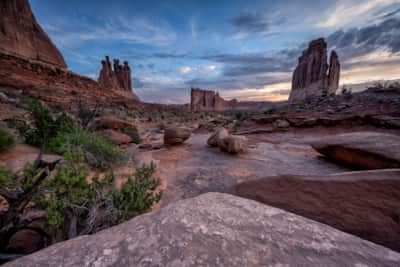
191, 88, 238, 111
289, 38, 340, 102
0, 0, 67, 68
0, 52, 140, 108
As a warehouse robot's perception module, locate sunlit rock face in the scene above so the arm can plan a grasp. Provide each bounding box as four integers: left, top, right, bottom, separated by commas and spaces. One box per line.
289, 38, 340, 102
0, 0, 67, 68
190, 88, 238, 111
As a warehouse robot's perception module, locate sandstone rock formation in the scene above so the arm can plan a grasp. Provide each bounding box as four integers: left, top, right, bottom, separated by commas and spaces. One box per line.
0, 0, 67, 68
289, 38, 340, 102
5, 193, 400, 267
219, 135, 248, 154
235, 169, 400, 252
207, 127, 229, 147
90, 116, 136, 131
98, 56, 134, 92
311, 132, 400, 169
164, 127, 192, 145
100, 129, 132, 145
191, 88, 238, 111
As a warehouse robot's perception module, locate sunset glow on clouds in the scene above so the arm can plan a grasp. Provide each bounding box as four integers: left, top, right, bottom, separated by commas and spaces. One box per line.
30, 0, 400, 103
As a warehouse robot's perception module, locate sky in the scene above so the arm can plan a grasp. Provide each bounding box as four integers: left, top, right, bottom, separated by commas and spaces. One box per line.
30, 0, 400, 103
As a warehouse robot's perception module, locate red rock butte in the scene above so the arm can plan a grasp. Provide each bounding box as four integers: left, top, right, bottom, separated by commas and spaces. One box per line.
289, 38, 340, 102
0, 0, 140, 108
0, 0, 67, 68
190, 88, 238, 111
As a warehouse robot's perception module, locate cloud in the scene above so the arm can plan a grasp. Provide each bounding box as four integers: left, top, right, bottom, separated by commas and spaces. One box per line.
318, 0, 398, 28
180, 66, 192, 74
227, 12, 286, 38
45, 16, 177, 47
327, 17, 400, 57
228, 12, 270, 33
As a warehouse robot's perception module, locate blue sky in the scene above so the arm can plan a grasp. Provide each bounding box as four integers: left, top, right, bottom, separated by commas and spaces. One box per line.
30, 0, 400, 103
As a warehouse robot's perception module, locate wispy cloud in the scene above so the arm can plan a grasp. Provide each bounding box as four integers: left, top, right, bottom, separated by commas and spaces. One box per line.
318, 0, 398, 28
44, 16, 177, 47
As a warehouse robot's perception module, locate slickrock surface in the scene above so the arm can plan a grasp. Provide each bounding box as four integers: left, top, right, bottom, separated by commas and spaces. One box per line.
5, 193, 400, 267
191, 88, 238, 111
289, 38, 340, 102
311, 132, 400, 169
0, 0, 66, 68
236, 169, 400, 252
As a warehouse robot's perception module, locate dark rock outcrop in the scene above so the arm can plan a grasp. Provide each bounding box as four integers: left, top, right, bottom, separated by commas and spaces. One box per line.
5, 193, 400, 267
191, 88, 238, 111
311, 132, 400, 169
0, 0, 67, 68
236, 169, 400, 252
289, 38, 340, 102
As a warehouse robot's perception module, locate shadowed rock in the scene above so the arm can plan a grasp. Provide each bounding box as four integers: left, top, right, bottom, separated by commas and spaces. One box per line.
235, 169, 400, 252
0, 0, 67, 68
5, 193, 400, 267
311, 132, 400, 169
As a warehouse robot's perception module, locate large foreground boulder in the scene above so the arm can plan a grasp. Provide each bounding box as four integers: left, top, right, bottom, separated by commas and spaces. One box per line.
236, 169, 400, 252
164, 127, 191, 145
311, 132, 400, 169
5, 193, 400, 267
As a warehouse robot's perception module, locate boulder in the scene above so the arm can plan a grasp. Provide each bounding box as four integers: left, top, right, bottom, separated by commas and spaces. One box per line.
207, 127, 229, 147
7, 230, 44, 254
0, 0, 67, 68
219, 135, 248, 154
311, 132, 400, 169
5, 193, 400, 267
100, 129, 132, 145
91, 116, 136, 131
235, 169, 400, 252
164, 127, 191, 145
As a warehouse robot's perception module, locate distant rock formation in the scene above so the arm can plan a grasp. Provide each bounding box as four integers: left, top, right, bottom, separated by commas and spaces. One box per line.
0, 0, 67, 68
98, 56, 139, 100
289, 38, 340, 102
98, 56, 131, 91
191, 88, 238, 111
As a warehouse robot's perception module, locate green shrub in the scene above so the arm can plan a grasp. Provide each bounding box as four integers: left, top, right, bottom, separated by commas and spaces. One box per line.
23, 99, 75, 147
113, 162, 162, 221
0, 128, 14, 152
123, 127, 141, 144
48, 126, 126, 168
0, 166, 16, 187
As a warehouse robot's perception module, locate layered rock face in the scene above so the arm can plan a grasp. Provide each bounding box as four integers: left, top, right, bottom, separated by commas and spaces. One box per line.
0, 0, 67, 68
98, 56, 132, 92
289, 38, 340, 102
5, 193, 400, 267
191, 88, 238, 111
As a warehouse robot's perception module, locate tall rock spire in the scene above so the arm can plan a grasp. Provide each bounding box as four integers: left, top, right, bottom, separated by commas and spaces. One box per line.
289, 38, 340, 102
